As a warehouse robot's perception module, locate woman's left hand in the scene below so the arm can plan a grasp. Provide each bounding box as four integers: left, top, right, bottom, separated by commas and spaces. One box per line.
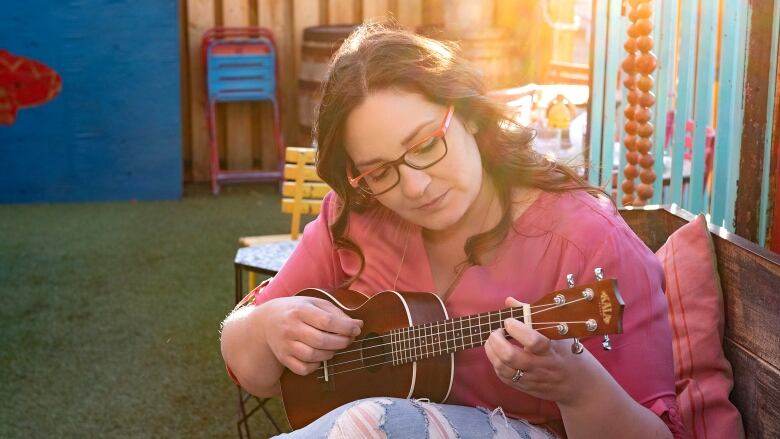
484, 297, 595, 406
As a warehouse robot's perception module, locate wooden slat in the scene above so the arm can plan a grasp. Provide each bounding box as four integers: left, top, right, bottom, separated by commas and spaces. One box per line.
689, 1, 718, 214
724, 2, 750, 232
494, 0, 519, 28
248, 0, 263, 171
284, 163, 320, 180
735, 1, 774, 241
616, 15, 629, 203
180, 0, 193, 182
396, 0, 422, 30
293, 0, 323, 144
650, 0, 678, 204
758, 0, 780, 245
724, 339, 780, 439
223, 0, 254, 171
282, 198, 322, 214
214, 1, 227, 169
648, 0, 662, 204
328, 0, 357, 24
670, 0, 699, 208
712, 229, 780, 371
187, 0, 215, 181
599, 0, 620, 191
285, 146, 317, 164
282, 181, 329, 198
354, 0, 364, 21
586, 0, 608, 186
262, 0, 298, 154
295, 0, 327, 146
421, 0, 443, 26
362, 0, 390, 22
253, 0, 271, 171
772, 15, 780, 252
736, 0, 777, 242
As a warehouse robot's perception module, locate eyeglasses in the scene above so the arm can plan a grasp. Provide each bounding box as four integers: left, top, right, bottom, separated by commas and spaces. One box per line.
347, 104, 454, 196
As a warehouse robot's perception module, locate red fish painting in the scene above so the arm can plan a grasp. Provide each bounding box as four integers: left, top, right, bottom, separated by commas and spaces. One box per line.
0, 49, 62, 125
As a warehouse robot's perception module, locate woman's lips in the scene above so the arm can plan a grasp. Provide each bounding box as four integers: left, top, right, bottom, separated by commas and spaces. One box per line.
416, 189, 449, 210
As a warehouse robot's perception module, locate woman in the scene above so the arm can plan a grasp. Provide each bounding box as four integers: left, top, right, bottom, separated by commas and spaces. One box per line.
220, 23, 684, 438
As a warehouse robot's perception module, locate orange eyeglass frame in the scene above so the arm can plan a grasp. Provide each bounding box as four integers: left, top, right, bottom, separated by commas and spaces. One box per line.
347, 104, 455, 191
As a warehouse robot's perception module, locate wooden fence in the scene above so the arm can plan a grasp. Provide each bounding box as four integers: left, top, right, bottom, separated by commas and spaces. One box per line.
588, 0, 780, 249
179, 0, 552, 183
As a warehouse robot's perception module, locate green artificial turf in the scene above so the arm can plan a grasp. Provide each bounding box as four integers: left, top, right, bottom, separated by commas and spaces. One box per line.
0, 184, 304, 438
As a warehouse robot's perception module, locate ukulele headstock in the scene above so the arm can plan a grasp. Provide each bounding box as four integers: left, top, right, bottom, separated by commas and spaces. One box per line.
528, 268, 624, 351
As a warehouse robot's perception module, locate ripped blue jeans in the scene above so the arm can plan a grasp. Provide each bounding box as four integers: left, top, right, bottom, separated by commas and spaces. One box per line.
273, 398, 559, 438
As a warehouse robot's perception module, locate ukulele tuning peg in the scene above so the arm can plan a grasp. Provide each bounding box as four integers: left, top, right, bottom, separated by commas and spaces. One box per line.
594, 269, 611, 351
571, 337, 584, 354
566, 274, 575, 288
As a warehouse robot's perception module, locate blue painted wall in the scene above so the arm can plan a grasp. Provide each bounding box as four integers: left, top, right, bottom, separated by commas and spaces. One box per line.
0, 1, 182, 203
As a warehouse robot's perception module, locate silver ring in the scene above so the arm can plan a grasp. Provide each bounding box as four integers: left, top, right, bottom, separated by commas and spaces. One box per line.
511, 369, 525, 382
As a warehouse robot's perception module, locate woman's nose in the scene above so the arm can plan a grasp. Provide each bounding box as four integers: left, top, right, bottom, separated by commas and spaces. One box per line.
397, 164, 431, 199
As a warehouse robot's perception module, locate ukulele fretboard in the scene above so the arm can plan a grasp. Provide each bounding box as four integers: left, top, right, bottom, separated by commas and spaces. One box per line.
387, 307, 524, 365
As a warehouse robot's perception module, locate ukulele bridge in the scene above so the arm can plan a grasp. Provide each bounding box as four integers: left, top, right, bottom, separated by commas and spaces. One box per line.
322, 360, 330, 382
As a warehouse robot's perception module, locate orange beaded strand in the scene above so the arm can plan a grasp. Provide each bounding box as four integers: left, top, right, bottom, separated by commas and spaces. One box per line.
621, 0, 657, 206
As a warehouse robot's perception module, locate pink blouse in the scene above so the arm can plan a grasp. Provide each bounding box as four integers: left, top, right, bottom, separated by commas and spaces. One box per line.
245, 189, 684, 435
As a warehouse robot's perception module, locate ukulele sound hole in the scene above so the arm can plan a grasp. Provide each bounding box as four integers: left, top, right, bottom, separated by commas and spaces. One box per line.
359, 332, 391, 372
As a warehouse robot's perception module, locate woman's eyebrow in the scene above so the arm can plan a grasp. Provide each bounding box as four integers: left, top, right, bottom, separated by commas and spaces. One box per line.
354, 156, 384, 168
401, 117, 436, 145
354, 117, 436, 168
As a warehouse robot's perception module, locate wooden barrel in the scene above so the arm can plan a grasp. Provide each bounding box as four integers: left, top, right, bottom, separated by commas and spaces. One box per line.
418, 26, 525, 91
298, 25, 357, 144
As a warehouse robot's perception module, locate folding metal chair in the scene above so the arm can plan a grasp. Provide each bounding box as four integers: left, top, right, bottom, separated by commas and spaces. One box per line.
202, 27, 285, 194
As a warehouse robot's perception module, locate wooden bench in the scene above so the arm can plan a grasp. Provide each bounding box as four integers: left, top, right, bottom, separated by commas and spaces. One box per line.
620, 205, 780, 439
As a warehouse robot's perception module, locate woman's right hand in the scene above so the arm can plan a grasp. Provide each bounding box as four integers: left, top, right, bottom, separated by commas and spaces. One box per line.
260, 296, 363, 376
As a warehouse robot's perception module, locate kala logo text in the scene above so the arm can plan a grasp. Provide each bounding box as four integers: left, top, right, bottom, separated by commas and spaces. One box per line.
599, 291, 612, 324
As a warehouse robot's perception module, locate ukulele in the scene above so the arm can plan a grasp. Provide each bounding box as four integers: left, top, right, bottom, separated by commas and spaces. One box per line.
280, 269, 624, 429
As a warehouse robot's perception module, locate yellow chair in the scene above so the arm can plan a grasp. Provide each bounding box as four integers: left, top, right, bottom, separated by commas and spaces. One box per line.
232, 146, 330, 439
235, 146, 329, 291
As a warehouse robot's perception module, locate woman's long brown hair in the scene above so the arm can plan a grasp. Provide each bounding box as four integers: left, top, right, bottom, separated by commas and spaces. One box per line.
314, 22, 608, 287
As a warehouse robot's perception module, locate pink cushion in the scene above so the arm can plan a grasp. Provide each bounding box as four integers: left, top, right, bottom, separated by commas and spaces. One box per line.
655, 215, 744, 439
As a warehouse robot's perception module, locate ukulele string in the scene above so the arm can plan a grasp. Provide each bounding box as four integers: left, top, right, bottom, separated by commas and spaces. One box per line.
315, 324, 569, 380
313, 320, 592, 375
329, 295, 590, 358
323, 315, 594, 367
